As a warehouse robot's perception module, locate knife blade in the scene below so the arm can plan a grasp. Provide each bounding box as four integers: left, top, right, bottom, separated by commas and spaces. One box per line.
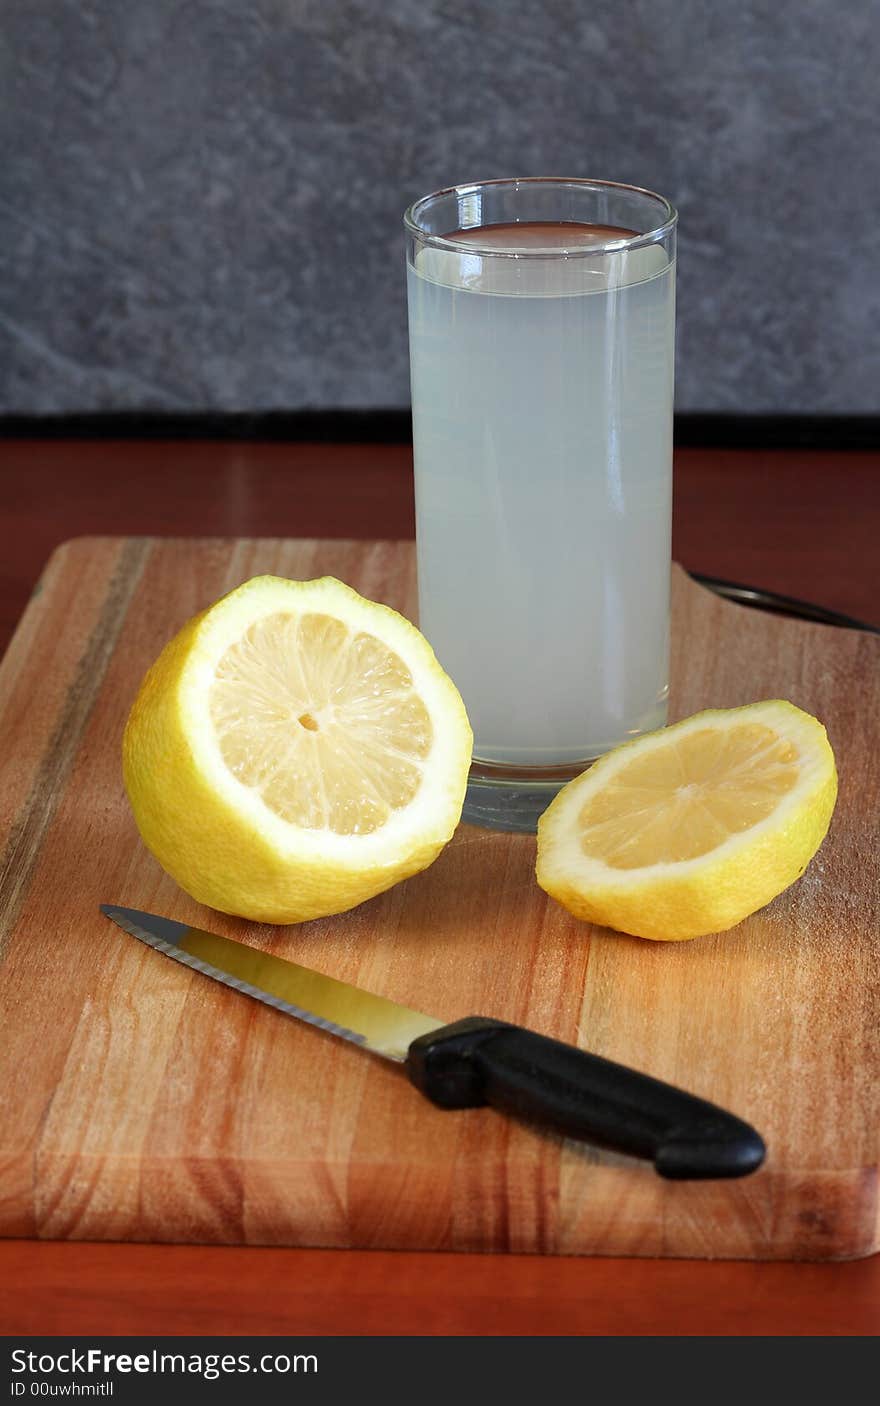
101, 904, 766, 1180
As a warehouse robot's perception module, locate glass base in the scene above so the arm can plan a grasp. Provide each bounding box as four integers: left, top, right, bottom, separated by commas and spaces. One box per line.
461, 758, 598, 834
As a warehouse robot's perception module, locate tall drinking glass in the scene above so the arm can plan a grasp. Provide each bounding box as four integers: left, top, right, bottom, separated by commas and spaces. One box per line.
404, 178, 677, 832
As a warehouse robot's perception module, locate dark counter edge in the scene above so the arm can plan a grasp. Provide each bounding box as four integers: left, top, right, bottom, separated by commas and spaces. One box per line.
3, 412, 880, 449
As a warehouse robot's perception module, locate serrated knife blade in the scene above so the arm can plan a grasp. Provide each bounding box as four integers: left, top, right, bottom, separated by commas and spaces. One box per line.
101, 904, 444, 1061
100, 904, 766, 1181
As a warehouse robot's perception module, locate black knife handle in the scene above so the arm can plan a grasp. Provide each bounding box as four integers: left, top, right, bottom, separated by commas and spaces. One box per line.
406, 1017, 765, 1180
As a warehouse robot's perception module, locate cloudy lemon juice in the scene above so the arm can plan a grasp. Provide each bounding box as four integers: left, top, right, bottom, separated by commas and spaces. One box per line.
405, 182, 676, 829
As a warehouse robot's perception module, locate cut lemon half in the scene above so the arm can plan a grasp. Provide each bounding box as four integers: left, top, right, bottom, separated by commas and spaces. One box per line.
123, 575, 473, 923
536, 700, 837, 941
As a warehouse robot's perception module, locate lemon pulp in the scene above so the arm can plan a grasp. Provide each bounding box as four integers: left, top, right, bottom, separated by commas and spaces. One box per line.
578, 723, 799, 869
209, 611, 434, 835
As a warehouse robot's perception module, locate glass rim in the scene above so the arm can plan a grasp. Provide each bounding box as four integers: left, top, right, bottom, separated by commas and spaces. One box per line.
403, 176, 677, 257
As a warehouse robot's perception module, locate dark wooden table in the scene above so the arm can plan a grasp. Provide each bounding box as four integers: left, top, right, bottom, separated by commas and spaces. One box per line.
1, 438, 878, 1336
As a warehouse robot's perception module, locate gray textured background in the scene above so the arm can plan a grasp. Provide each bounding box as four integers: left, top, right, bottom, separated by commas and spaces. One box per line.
1, 0, 878, 415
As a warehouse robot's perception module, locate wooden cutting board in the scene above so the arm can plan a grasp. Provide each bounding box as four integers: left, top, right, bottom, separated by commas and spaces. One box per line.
1, 537, 877, 1260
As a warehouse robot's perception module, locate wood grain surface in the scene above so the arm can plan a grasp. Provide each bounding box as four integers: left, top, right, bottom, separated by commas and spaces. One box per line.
0, 536, 877, 1262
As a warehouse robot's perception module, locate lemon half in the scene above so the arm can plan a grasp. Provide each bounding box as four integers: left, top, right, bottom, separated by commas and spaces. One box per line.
124, 575, 473, 923
536, 700, 837, 941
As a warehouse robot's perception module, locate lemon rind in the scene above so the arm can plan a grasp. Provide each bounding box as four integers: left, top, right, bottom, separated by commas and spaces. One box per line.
123, 574, 473, 923
535, 700, 838, 941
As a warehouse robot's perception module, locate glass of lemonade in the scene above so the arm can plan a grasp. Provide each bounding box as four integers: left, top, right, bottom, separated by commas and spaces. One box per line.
404, 178, 677, 832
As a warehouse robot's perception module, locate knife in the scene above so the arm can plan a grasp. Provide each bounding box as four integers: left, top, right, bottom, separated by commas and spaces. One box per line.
101, 905, 765, 1180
